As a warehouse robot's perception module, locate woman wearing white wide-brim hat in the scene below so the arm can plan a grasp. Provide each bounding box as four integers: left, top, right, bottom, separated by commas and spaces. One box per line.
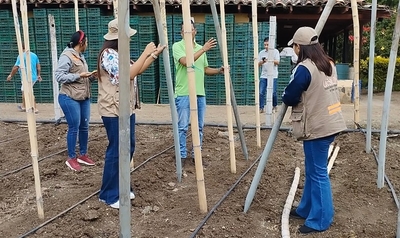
97, 18, 165, 209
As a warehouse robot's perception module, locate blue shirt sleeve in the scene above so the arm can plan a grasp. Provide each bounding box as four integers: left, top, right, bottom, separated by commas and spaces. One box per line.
282, 65, 311, 106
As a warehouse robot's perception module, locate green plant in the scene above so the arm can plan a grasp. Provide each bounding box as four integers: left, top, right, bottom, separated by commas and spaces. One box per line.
360, 56, 400, 92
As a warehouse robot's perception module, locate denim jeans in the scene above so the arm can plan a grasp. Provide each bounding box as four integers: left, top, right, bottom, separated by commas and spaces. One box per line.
259, 77, 278, 109
99, 114, 136, 205
58, 94, 90, 159
175, 95, 206, 159
296, 134, 336, 231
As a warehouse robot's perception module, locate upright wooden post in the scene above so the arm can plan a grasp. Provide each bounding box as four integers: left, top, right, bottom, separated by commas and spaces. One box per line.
265, 16, 276, 127
152, 0, 183, 182
117, 0, 132, 236
74, 0, 79, 30
350, 0, 360, 128
11, 0, 44, 219
49, 15, 62, 122
181, 0, 207, 213
113, 0, 118, 18
219, 0, 236, 173
209, 0, 248, 161
252, 0, 261, 147
366, 0, 378, 153
377, 0, 400, 189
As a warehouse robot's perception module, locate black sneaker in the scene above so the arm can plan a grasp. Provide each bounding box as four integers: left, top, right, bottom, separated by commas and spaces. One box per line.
290, 209, 304, 219
181, 158, 186, 167
298, 225, 320, 234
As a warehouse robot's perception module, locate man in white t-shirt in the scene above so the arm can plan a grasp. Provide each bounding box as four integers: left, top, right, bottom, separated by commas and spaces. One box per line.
258, 37, 280, 113
280, 46, 298, 64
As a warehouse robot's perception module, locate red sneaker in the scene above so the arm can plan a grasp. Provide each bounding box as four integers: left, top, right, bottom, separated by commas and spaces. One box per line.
77, 154, 95, 166
65, 158, 82, 171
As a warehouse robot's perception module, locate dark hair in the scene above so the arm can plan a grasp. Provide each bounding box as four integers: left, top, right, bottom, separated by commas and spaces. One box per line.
181, 20, 196, 30
67, 30, 86, 48
97, 40, 118, 81
295, 38, 334, 76
264, 37, 269, 42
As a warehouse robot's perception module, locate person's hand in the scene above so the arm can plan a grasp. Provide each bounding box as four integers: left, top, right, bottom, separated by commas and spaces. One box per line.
202, 38, 217, 52
219, 66, 229, 74
37, 75, 42, 82
144, 42, 157, 56
6, 75, 12, 81
155, 44, 166, 56
80, 72, 93, 78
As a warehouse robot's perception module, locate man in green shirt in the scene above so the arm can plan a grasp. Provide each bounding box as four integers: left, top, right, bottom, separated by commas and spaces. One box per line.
172, 21, 223, 166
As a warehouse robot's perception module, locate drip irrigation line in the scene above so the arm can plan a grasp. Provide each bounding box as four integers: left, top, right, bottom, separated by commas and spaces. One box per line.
190, 153, 262, 238
18, 143, 175, 238
0, 134, 106, 179
0, 133, 27, 144
0, 149, 67, 178
2, 119, 400, 134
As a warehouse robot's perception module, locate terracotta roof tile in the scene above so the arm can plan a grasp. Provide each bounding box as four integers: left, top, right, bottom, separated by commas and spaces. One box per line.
0, 0, 370, 6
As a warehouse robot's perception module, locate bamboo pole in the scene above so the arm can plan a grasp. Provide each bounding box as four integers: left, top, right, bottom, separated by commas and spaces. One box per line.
11, 0, 44, 219
49, 15, 62, 122
327, 145, 340, 174
252, 0, 261, 147
113, 0, 118, 18
117, 0, 132, 236
74, 0, 79, 31
181, 0, 207, 213
152, 0, 183, 182
208, 0, 249, 161
327, 143, 334, 159
265, 16, 276, 127
281, 167, 300, 238
219, 0, 236, 173
377, 0, 400, 189
366, 0, 378, 153
314, 0, 337, 35
350, 0, 360, 128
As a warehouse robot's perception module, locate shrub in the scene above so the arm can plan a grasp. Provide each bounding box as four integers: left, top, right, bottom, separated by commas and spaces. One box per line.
360, 56, 400, 92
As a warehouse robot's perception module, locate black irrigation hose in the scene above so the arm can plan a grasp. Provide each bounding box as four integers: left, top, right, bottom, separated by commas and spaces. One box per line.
18, 144, 176, 238
0, 133, 27, 144
190, 153, 263, 238
0, 149, 67, 178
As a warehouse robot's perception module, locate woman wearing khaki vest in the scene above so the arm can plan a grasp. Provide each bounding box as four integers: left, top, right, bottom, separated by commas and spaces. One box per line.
97, 19, 165, 209
283, 27, 347, 234
55, 31, 96, 172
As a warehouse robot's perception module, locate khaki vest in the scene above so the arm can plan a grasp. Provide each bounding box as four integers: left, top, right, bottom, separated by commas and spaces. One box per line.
59, 50, 91, 100
291, 59, 347, 140
97, 49, 139, 117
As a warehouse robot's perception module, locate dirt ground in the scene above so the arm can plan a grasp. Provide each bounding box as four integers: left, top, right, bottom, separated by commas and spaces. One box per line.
0, 120, 399, 237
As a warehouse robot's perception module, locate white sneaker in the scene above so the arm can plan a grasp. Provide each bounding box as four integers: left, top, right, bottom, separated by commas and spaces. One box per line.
110, 200, 120, 209
130, 191, 135, 200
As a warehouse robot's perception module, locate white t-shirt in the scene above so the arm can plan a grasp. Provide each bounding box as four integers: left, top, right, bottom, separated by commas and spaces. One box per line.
258, 48, 280, 79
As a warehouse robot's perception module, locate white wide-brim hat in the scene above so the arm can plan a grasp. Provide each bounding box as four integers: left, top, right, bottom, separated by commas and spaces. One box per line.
104, 18, 137, 41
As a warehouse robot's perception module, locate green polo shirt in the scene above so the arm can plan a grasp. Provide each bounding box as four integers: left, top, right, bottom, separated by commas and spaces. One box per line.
172, 40, 208, 96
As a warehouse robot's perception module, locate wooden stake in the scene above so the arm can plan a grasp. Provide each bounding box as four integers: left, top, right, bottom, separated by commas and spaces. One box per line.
74, 0, 79, 31
281, 167, 300, 238
252, 0, 261, 147
314, 0, 337, 35
327, 145, 340, 174
219, 0, 236, 173
265, 16, 276, 127
181, 0, 207, 213
49, 15, 62, 122
152, 0, 183, 182
113, 0, 118, 18
11, 0, 44, 219
350, 0, 360, 128
327, 143, 334, 159
377, 0, 400, 189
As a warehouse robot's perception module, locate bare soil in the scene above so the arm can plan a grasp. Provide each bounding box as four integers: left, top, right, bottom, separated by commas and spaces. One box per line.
0, 122, 399, 238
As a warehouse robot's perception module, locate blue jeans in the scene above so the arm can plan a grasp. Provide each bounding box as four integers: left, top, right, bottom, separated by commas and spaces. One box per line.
58, 94, 90, 159
259, 78, 278, 109
175, 95, 206, 159
99, 114, 136, 205
296, 134, 336, 231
